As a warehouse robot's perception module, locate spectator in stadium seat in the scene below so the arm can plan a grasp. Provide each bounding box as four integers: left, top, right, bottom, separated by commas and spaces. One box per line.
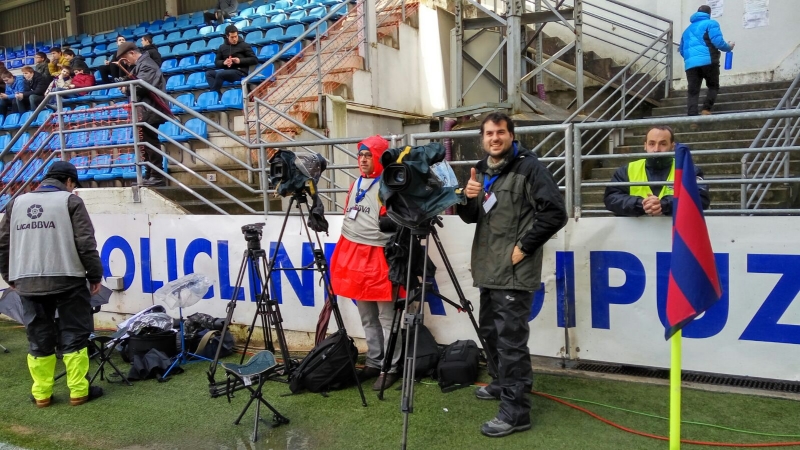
117, 42, 167, 187
206, 24, 256, 95
603, 125, 711, 216
98, 36, 132, 85
0, 71, 24, 116
69, 62, 96, 96
17, 66, 48, 112
140, 34, 163, 67
48, 48, 70, 77
44, 67, 74, 98
62, 49, 86, 69
204, 0, 238, 26
33, 52, 51, 80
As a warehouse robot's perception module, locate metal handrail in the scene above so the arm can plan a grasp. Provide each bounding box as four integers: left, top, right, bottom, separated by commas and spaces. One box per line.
741, 71, 800, 209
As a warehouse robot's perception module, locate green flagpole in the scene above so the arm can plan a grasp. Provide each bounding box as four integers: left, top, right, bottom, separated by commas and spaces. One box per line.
670, 329, 682, 449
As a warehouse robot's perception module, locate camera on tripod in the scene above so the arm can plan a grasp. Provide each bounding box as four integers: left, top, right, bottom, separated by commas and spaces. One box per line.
241, 223, 265, 250
268, 149, 328, 197
379, 142, 464, 228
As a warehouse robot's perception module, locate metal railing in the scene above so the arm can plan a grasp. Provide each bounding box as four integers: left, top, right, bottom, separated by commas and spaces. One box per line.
741, 71, 800, 210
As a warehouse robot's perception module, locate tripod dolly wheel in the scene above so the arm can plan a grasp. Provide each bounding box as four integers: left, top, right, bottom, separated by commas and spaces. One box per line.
274, 414, 290, 425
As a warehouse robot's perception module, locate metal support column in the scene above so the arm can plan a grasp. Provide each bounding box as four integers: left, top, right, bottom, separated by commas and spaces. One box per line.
535, 0, 544, 99
506, 0, 523, 113
574, 0, 584, 109
454, 0, 464, 108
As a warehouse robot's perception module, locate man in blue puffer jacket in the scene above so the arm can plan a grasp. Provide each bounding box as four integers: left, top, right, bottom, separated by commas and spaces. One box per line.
679, 5, 734, 116
0, 72, 25, 117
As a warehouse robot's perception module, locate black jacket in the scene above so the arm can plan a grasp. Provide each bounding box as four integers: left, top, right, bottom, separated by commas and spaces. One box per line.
22, 72, 48, 99
457, 142, 567, 291
603, 155, 711, 216
214, 39, 257, 74
131, 51, 166, 125
141, 44, 163, 67
0, 179, 103, 296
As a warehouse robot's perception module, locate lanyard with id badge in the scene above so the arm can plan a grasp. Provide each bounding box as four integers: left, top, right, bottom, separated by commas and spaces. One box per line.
482, 174, 499, 213
348, 176, 380, 220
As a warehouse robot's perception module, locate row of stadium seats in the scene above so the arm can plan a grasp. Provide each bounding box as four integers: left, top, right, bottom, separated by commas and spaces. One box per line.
0, 154, 144, 186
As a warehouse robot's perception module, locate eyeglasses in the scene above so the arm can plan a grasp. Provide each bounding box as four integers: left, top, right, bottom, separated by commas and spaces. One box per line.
357, 152, 373, 159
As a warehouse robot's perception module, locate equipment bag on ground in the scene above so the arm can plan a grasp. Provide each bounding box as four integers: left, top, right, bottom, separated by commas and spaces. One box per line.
405, 323, 440, 379
192, 329, 235, 359
289, 329, 358, 394
437, 339, 480, 392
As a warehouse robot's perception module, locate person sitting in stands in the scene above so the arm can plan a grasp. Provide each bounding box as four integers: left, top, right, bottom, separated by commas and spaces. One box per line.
45, 67, 73, 97
205, 25, 256, 95
0, 71, 24, 116
140, 34, 163, 67
204, 0, 238, 26
48, 48, 70, 77
69, 62, 96, 96
33, 52, 51, 81
97, 36, 132, 84
17, 66, 49, 112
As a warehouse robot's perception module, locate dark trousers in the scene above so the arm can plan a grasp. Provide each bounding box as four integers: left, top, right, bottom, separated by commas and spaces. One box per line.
0, 97, 17, 117
686, 64, 720, 116
205, 69, 244, 93
97, 63, 123, 85
21, 286, 94, 357
478, 288, 533, 426
138, 124, 164, 179
204, 10, 232, 26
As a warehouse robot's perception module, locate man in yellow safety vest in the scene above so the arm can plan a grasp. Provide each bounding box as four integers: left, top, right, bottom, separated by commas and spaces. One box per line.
603, 125, 710, 216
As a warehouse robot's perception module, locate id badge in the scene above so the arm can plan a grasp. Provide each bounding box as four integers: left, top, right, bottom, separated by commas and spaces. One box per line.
347, 207, 359, 220
483, 192, 497, 213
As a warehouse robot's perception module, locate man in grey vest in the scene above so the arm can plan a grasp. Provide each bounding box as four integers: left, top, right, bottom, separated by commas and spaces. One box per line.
0, 161, 105, 408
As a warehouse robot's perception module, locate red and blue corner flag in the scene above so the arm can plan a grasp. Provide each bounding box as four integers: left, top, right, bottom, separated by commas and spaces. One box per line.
665, 146, 723, 340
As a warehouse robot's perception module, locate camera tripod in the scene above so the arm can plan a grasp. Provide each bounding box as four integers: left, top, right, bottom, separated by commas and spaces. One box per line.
382, 218, 498, 450
207, 190, 367, 407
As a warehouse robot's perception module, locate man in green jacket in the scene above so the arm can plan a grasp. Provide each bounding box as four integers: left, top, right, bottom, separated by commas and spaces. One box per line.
458, 112, 567, 437
0, 161, 105, 407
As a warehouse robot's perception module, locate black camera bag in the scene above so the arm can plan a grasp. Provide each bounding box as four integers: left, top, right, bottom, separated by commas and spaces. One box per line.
405, 323, 440, 378
437, 340, 480, 392
289, 329, 357, 394
192, 329, 235, 359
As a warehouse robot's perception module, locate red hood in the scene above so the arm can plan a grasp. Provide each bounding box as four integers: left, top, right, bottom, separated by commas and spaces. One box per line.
357, 135, 389, 178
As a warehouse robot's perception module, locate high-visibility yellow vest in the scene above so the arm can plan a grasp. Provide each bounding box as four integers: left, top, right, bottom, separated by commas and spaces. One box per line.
627, 159, 675, 199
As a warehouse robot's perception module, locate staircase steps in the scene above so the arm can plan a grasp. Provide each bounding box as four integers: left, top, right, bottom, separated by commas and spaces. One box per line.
153, 185, 282, 215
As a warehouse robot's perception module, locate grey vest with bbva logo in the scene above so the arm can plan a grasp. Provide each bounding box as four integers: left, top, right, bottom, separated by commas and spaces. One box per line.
9, 190, 86, 281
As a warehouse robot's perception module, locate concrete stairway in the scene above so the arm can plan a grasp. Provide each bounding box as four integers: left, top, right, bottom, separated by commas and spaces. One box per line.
581, 80, 796, 213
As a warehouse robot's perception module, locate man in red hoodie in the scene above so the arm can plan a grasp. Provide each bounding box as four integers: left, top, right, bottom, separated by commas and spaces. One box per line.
68, 62, 95, 96
330, 136, 401, 391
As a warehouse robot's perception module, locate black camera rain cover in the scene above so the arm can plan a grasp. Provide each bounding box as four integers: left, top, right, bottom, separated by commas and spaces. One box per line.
378, 143, 465, 228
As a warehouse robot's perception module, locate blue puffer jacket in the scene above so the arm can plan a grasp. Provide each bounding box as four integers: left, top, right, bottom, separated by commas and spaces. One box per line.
679, 12, 732, 70
4, 76, 25, 96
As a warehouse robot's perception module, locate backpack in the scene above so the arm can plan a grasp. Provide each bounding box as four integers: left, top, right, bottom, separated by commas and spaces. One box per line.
289, 329, 358, 394
405, 323, 440, 379
193, 329, 234, 359
437, 340, 480, 392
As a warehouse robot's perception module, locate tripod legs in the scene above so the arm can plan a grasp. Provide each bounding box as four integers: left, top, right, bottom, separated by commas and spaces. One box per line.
232, 373, 290, 443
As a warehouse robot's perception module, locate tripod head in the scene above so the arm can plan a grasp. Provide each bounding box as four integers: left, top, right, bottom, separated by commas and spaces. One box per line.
406, 215, 444, 236
242, 223, 265, 251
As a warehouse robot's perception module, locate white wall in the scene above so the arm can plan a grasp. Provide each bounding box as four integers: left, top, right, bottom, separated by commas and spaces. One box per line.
77, 187, 186, 215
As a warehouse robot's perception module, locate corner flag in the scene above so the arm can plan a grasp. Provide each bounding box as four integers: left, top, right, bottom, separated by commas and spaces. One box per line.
664, 146, 722, 340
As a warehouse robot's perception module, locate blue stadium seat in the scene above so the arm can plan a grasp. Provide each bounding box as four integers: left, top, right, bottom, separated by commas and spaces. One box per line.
175, 56, 196, 73
161, 58, 179, 73
206, 24, 227, 39
32, 110, 53, 127
255, 4, 277, 17
21, 159, 44, 182
146, 23, 163, 36
69, 156, 90, 179
0, 135, 9, 153
178, 29, 199, 44
307, 21, 328, 39
80, 36, 93, 47
186, 40, 208, 55
9, 59, 23, 69
195, 91, 220, 112
24, 57, 35, 65
151, 19, 165, 28
88, 89, 108, 101
273, 0, 294, 12
280, 42, 302, 60
1, 113, 20, 130
283, 10, 307, 26
17, 111, 33, 128
120, 153, 140, 181
207, 88, 243, 111
302, 6, 327, 23
243, 18, 269, 33
234, 19, 250, 30
188, 15, 205, 29
176, 72, 209, 90
158, 122, 183, 142
187, 53, 216, 71
182, 118, 208, 141
35, 157, 61, 182
264, 13, 287, 29
165, 75, 185, 92
207, 37, 224, 49
119, 29, 135, 40
163, 31, 183, 45
249, 64, 275, 83
175, 18, 192, 32
66, 105, 89, 124
263, 28, 285, 44
94, 70, 103, 83
105, 42, 118, 56
66, 131, 88, 149
95, 153, 133, 181
152, 34, 167, 47
170, 93, 195, 114
11, 133, 30, 153
106, 88, 125, 100
113, 127, 134, 145
0, 194, 9, 211
161, 21, 178, 33
133, 26, 149, 38
92, 34, 107, 45
171, 43, 192, 58
279, 24, 305, 42
28, 132, 48, 152
158, 45, 174, 58
2, 161, 23, 184
239, 7, 258, 19
82, 153, 112, 181
245, 31, 265, 46
198, 26, 215, 38
299, 0, 322, 10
